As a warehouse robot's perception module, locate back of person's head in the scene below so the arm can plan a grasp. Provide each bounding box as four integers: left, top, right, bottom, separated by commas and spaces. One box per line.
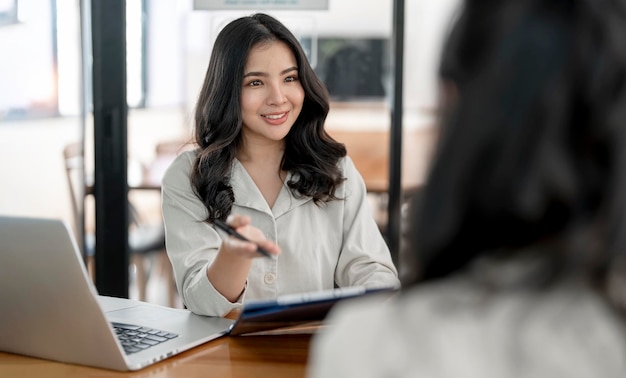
412, 0, 626, 298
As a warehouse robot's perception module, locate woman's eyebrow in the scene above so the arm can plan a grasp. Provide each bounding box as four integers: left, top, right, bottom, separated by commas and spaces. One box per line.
243, 66, 298, 78
281, 66, 298, 75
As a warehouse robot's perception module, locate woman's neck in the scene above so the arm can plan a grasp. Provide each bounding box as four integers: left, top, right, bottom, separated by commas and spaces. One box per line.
237, 140, 285, 169
236, 141, 287, 208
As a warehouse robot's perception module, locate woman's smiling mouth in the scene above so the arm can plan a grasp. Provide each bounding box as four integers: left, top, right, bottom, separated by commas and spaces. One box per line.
262, 112, 289, 124
263, 112, 287, 119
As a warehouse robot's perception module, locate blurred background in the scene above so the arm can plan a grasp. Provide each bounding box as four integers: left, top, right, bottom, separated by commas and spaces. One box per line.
0, 0, 460, 306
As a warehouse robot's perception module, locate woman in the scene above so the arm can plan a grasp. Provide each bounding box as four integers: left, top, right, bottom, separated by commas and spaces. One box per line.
161, 13, 399, 317
308, 0, 626, 376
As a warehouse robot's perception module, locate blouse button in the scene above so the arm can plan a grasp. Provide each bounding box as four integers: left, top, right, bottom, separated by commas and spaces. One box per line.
264, 272, 276, 285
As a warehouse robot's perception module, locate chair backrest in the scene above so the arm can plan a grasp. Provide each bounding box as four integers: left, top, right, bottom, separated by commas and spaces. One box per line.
63, 142, 166, 256
62, 142, 87, 255
327, 128, 435, 193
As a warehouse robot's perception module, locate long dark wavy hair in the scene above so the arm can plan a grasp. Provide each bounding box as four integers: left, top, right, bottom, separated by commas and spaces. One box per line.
191, 13, 346, 222
411, 0, 626, 303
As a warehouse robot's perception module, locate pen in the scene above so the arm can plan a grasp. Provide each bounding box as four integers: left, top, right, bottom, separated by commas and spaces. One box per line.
213, 219, 272, 258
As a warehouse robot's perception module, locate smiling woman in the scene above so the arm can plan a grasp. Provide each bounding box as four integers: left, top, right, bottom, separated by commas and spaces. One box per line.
238, 40, 304, 220
239, 40, 304, 151
160, 13, 400, 318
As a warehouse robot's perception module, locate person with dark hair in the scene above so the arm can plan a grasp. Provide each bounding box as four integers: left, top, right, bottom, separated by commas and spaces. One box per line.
308, 0, 626, 376
161, 13, 399, 317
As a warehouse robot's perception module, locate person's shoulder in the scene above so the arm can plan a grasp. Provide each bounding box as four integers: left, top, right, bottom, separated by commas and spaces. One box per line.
327, 291, 392, 322
314, 293, 392, 354
309, 292, 406, 378
161, 149, 198, 186
406, 277, 626, 376
168, 149, 198, 172
336, 155, 357, 174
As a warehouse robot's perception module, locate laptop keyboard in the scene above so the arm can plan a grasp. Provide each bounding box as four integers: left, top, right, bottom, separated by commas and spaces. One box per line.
112, 322, 179, 355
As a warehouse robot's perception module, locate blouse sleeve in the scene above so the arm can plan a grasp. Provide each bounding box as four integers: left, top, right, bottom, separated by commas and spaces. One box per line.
161, 151, 244, 316
334, 157, 401, 289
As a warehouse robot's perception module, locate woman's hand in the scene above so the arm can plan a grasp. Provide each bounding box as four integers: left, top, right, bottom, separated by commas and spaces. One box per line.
207, 214, 281, 302
219, 214, 281, 259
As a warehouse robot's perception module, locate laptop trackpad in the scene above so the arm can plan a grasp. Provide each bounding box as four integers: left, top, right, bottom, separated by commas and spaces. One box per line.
106, 305, 182, 323
99, 296, 184, 324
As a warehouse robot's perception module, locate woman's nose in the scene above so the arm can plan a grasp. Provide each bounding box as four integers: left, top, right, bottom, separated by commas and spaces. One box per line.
266, 83, 287, 105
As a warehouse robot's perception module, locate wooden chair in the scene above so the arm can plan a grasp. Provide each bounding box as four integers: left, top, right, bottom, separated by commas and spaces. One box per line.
63, 142, 170, 305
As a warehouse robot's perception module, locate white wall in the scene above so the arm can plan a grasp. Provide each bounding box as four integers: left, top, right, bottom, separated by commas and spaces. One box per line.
0, 0, 55, 113
0, 109, 188, 231
404, 0, 461, 112
0, 117, 79, 225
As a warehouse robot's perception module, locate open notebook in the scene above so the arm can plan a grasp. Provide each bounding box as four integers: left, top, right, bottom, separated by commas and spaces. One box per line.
0, 215, 397, 370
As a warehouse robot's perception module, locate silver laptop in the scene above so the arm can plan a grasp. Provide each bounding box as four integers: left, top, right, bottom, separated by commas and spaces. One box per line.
0, 215, 234, 371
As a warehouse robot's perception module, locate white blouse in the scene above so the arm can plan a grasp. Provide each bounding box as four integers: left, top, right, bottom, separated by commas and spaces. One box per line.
161, 150, 399, 316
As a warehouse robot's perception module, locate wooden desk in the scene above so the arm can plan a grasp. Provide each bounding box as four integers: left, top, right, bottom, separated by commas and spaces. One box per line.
0, 333, 313, 377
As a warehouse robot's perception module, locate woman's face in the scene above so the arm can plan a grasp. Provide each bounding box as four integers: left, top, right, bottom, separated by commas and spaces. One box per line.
240, 40, 304, 147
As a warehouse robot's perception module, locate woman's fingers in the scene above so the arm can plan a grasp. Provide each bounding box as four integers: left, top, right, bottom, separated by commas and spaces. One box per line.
226, 214, 251, 229
220, 214, 281, 258
222, 236, 259, 254
222, 237, 280, 259
257, 239, 281, 256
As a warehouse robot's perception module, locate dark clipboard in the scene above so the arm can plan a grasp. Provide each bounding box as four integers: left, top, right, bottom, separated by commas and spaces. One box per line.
228, 286, 398, 336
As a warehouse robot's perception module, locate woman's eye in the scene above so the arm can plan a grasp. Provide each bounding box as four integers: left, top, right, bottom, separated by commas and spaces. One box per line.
285, 76, 298, 83
247, 79, 262, 87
